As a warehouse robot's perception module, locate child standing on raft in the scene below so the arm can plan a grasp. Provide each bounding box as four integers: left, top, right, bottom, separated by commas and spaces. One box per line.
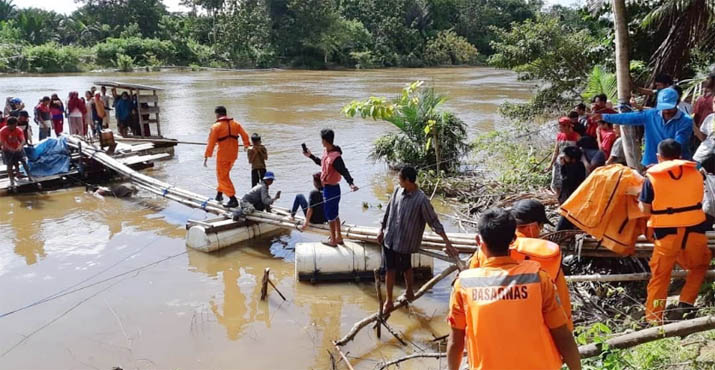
304, 128, 358, 247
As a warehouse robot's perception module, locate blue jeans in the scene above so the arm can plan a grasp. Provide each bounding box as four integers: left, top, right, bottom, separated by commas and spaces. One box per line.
291, 194, 308, 217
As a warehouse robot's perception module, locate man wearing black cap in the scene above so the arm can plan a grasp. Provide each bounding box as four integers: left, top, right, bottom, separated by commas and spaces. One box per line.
469, 199, 573, 329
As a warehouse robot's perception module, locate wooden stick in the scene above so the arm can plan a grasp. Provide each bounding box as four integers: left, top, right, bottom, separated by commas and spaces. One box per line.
579, 315, 715, 358
332, 342, 355, 370
378, 352, 446, 370
335, 264, 459, 346
374, 269, 383, 339
566, 270, 715, 283
267, 278, 286, 301
260, 268, 269, 301
115, 137, 209, 145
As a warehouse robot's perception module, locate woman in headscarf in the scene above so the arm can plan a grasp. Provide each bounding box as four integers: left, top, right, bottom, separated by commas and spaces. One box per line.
49, 94, 64, 136
67, 92, 86, 135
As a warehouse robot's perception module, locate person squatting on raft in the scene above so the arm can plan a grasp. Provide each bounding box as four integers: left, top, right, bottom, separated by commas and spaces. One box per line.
303, 128, 358, 247
204, 106, 250, 209
289, 172, 327, 231
447, 208, 581, 370
247, 133, 268, 187
0, 117, 34, 188
377, 166, 457, 313
638, 139, 712, 323
240, 171, 280, 213
468, 199, 573, 330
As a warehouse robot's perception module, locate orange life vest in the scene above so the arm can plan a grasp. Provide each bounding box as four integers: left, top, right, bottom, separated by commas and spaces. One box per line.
455, 261, 563, 370
321, 149, 342, 185
646, 160, 706, 228
469, 238, 561, 279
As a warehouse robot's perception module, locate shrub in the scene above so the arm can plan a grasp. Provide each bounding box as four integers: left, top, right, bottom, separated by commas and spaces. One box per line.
94, 37, 173, 67
20, 43, 87, 73
115, 54, 134, 72
424, 30, 479, 66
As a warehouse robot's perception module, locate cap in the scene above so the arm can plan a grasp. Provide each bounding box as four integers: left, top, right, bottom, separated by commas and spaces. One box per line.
263, 171, 275, 181
510, 199, 553, 226
655, 87, 679, 110
251, 133, 261, 141
10, 98, 21, 104
558, 116, 572, 125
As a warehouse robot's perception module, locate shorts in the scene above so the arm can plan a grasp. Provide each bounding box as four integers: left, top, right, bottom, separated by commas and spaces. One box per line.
381, 245, 412, 274
2, 150, 24, 166
323, 184, 340, 222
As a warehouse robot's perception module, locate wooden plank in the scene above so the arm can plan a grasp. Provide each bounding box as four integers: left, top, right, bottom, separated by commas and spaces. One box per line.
94, 81, 163, 91
138, 95, 159, 103
118, 153, 170, 166
141, 106, 160, 114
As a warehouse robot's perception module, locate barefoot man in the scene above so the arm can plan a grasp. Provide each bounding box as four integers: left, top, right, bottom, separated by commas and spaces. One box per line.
377, 166, 457, 312
204, 106, 250, 208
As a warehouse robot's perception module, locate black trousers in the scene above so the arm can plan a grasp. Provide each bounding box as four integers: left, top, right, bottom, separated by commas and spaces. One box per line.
251, 168, 266, 187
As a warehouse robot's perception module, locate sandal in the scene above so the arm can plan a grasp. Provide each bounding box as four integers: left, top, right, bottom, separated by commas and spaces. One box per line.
322, 238, 338, 247
336, 238, 345, 245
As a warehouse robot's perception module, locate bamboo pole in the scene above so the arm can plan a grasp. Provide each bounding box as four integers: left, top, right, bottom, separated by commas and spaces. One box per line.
332, 342, 355, 370
579, 315, 715, 358
335, 264, 459, 346
374, 269, 383, 339
567, 270, 715, 283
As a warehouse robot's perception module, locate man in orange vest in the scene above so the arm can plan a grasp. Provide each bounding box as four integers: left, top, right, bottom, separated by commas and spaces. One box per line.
639, 139, 712, 323
204, 106, 250, 208
447, 208, 581, 370
468, 199, 573, 329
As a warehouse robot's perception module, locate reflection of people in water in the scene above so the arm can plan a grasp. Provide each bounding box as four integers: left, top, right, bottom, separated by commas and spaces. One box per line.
189, 250, 270, 341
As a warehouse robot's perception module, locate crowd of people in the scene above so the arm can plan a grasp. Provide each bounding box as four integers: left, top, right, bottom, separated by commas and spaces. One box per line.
0, 86, 158, 188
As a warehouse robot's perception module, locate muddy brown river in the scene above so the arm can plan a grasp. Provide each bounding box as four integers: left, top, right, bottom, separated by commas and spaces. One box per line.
0, 68, 532, 369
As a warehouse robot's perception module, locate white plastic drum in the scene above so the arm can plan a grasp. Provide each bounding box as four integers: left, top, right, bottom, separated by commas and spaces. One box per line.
186, 223, 280, 252
295, 241, 433, 282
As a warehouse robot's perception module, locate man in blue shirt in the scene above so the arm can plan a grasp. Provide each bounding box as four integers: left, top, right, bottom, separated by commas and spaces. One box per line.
594, 87, 693, 167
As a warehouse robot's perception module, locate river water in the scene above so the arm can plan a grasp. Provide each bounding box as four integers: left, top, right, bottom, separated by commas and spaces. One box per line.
0, 68, 532, 369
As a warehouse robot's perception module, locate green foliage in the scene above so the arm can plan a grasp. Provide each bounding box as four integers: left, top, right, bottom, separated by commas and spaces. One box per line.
20, 43, 87, 73
344, 81, 469, 172
424, 29, 478, 66
472, 128, 550, 189
0, 0, 15, 22
582, 65, 617, 103
115, 53, 134, 72
489, 15, 607, 120
74, 0, 167, 38
94, 37, 172, 66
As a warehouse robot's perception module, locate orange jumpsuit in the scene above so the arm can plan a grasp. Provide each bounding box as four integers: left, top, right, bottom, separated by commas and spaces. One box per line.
204, 117, 250, 198
469, 230, 573, 330
643, 160, 711, 322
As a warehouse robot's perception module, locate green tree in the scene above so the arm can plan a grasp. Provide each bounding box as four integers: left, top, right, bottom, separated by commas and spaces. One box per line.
489, 15, 607, 119
0, 0, 16, 22
12, 8, 63, 45
454, 0, 541, 55
216, 0, 275, 67
75, 0, 167, 38
424, 29, 478, 65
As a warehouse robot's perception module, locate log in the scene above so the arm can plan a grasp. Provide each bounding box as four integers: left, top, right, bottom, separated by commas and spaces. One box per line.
374, 269, 383, 339
567, 270, 715, 283
267, 278, 286, 301
579, 315, 715, 358
260, 268, 270, 301
335, 264, 459, 346
332, 342, 355, 370
378, 352, 446, 370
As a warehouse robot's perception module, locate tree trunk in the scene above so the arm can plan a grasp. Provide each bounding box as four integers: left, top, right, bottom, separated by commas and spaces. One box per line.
612, 0, 642, 170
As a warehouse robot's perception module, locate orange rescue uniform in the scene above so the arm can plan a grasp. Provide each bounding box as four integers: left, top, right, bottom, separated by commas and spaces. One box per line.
204, 117, 250, 197
449, 257, 567, 370
469, 232, 573, 330
643, 160, 711, 322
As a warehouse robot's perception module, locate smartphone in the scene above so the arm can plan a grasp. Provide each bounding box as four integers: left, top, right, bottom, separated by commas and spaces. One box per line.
301, 143, 308, 153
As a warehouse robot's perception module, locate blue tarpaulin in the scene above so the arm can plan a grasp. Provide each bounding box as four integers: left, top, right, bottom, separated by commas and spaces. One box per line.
24, 136, 71, 177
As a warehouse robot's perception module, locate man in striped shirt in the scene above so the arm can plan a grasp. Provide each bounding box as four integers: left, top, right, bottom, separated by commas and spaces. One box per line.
378, 166, 457, 312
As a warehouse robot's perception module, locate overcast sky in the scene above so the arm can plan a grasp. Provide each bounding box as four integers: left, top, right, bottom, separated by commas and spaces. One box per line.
16, 0, 581, 15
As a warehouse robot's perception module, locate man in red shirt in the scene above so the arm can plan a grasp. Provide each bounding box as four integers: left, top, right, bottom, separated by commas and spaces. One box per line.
0, 117, 34, 188
694, 71, 714, 131
587, 94, 617, 137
